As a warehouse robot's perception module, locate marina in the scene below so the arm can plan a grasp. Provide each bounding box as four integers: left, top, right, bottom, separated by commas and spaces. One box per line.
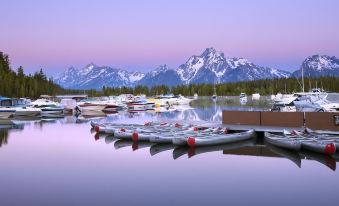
1, 96, 339, 206
2, 0, 339, 205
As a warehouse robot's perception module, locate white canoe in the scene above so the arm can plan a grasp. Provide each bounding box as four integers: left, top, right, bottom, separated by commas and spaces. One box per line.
186, 129, 256, 147
264, 132, 302, 151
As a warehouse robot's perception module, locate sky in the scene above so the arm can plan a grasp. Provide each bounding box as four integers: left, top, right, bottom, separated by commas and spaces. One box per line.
1, 0, 339, 76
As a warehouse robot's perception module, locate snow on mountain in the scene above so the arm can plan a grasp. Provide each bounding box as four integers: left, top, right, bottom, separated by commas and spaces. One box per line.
293, 55, 339, 77
136, 65, 182, 87
54, 48, 293, 89
177, 47, 291, 84
54, 64, 144, 89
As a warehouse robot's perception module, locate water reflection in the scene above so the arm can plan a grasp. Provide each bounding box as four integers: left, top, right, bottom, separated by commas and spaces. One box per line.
0, 97, 338, 173
90, 131, 338, 171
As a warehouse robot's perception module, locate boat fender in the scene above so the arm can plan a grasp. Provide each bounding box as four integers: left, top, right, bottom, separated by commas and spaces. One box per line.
95, 126, 100, 133
187, 136, 195, 147
132, 132, 139, 141
324, 143, 336, 155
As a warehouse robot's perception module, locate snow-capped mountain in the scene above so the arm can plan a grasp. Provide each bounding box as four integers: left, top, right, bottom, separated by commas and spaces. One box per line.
293, 55, 339, 77
55, 63, 144, 89
55, 48, 292, 89
177, 48, 290, 84
136, 65, 182, 87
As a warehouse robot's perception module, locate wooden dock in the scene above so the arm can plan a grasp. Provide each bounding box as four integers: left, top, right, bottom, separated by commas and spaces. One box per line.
222, 111, 339, 132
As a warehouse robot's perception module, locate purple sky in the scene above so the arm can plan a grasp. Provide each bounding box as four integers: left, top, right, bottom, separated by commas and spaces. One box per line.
1, 0, 338, 76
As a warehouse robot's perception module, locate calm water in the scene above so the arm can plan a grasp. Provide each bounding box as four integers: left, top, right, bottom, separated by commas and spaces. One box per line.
0, 97, 338, 206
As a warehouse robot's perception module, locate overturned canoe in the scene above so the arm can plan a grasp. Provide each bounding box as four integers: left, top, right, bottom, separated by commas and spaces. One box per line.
187, 129, 255, 147
264, 132, 302, 151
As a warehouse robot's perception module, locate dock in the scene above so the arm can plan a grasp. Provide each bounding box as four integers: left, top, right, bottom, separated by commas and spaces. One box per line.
222, 111, 339, 133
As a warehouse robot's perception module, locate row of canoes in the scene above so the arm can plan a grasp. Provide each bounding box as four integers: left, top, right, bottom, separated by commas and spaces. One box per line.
91, 121, 256, 147
264, 129, 338, 155
91, 121, 338, 155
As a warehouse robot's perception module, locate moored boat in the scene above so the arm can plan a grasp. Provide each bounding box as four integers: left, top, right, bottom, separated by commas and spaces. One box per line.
186, 129, 255, 147
264, 132, 302, 151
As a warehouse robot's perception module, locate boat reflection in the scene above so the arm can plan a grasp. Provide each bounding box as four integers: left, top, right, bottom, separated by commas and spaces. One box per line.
300, 150, 336, 171
113, 139, 154, 151
150, 144, 176, 156
187, 139, 256, 158
265, 142, 302, 168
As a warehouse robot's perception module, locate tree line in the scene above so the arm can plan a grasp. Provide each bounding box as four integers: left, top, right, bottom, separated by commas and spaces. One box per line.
101, 76, 339, 97
1, 51, 339, 99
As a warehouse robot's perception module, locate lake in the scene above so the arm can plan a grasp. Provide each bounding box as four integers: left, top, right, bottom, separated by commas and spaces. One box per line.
0, 96, 338, 206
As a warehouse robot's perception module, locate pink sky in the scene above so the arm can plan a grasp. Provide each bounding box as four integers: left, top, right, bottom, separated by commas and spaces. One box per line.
1, 0, 338, 76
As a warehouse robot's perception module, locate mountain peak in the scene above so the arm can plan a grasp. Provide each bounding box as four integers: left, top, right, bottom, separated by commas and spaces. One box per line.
292, 54, 339, 77
154, 64, 170, 72
202, 47, 223, 58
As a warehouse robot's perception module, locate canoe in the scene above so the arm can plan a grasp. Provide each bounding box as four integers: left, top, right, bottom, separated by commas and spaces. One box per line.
264, 132, 302, 151
114, 131, 156, 141
301, 140, 336, 155
186, 129, 255, 147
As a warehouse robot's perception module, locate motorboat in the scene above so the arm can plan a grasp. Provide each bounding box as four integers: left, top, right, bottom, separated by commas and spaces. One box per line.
77, 99, 107, 114
176, 95, 193, 105
0, 107, 16, 119
60, 98, 77, 113
127, 99, 155, 111
194, 93, 198, 99
239, 93, 247, 101
0, 97, 41, 117
293, 95, 339, 112
31, 99, 64, 117
252, 93, 260, 100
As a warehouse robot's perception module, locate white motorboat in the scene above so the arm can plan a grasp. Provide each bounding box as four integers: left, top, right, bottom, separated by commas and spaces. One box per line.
252, 93, 260, 100
77, 99, 107, 113
194, 93, 198, 99
0, 107, 16, 119
14, 107, 42, 117
60, 99, 77, 113
239, 93, 247, 101
0, 97, 41, 117
293, 95, 339, 112
176, 95, 193, 105
31, 99, 64, 117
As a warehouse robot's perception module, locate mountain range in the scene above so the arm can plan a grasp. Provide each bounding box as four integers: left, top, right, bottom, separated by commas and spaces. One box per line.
54, 48, 339, 89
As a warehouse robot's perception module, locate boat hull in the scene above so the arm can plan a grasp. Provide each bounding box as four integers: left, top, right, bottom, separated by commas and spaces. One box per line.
187, 130, 255, 147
